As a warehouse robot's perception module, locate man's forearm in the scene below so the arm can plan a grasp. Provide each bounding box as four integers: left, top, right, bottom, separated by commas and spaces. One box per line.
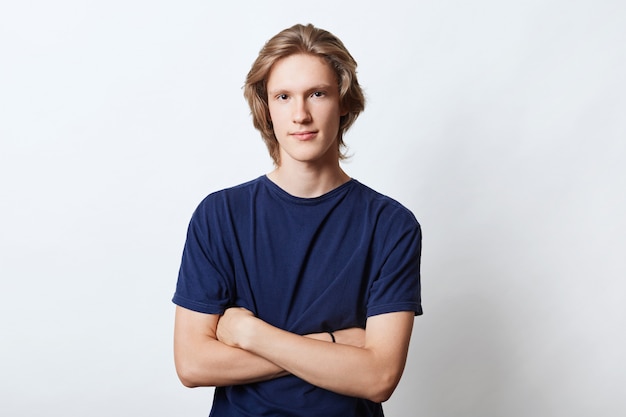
174, 307, 360, 388
219, 309, 413, 403
174, 306, 288, 387
175, 337, 289, 387
239, 320, 390, 401
176, 330, 357, 387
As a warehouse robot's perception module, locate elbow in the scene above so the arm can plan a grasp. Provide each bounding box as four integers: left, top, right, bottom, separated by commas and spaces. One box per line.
175, 357, 212, 388
179, 378, 198, 389
176, 363, 201, 388
368, 387, 395, 404
366, 370, 402, 403
369, 392, 393, 404
178, 375, 200, 389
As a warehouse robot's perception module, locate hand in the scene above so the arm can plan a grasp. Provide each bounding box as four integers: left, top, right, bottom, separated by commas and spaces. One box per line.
216, 307, 255, 348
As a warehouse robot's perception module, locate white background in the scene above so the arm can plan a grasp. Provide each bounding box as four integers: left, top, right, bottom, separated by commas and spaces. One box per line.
1, 1, 625, 416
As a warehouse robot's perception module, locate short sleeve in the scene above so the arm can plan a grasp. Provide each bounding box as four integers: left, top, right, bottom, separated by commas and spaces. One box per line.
172, 198, 232, 314
366, 208, 422, 318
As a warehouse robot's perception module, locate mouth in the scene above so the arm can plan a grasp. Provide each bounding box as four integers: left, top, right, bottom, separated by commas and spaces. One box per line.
290, 131, 318, 141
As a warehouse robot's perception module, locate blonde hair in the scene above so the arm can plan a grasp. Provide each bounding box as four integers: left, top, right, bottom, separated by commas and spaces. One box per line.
244, 23, 366, 165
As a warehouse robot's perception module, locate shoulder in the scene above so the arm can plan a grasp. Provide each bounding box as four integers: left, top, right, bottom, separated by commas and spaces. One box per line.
194, 176, 264, 210
187, 176, 266, 228
350, 180, 420, 229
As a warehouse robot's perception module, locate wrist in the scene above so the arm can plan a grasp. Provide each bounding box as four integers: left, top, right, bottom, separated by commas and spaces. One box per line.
238, 314, 261, 351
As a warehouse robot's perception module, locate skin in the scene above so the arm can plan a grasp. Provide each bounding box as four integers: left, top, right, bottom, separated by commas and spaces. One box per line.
265, 53, 350, 198
174, 306, 367, 386
174, 53, 415, 403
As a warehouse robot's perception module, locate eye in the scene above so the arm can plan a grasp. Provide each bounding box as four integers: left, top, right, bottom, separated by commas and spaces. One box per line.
312, 91, 326, 98
276, 94, 289, 100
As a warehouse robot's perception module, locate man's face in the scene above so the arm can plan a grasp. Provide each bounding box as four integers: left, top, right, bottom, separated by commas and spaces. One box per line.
266, 54, 344, 167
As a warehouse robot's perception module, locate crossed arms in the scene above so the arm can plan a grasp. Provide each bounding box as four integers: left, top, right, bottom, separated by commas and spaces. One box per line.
174, 306, 414, 403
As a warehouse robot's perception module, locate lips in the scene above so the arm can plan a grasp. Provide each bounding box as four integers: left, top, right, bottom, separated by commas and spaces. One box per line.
290, 131, 318, 141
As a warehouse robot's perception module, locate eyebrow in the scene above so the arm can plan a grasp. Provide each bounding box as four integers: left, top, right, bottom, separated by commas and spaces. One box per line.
268, 84, 335, 96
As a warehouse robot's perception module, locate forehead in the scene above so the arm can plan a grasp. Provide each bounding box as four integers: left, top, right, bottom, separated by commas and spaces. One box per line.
266, 54, 338, 91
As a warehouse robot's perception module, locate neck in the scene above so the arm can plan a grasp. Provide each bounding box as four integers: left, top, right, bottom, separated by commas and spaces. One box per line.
267, 160, 350, 198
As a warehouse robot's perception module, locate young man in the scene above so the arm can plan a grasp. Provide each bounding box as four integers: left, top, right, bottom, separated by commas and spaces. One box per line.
173, 23, 422, 416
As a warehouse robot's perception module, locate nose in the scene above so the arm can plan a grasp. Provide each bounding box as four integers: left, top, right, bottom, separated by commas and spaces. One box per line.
292, 98, 312, 124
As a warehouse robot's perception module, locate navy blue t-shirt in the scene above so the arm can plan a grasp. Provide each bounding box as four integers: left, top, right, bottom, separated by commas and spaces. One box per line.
173, 176, 422, 417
